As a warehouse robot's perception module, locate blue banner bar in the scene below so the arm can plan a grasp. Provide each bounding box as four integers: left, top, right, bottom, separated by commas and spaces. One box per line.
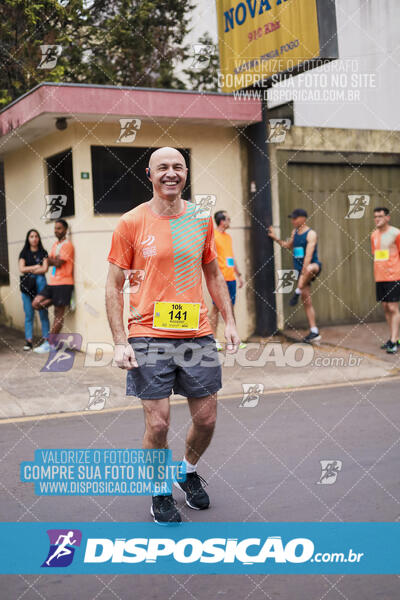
0, 522, 398, 574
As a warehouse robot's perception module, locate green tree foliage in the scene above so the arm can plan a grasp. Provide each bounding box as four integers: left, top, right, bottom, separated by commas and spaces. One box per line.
0, 0, 90, 107
0, 0, 197, 107
84, 0, 195, 88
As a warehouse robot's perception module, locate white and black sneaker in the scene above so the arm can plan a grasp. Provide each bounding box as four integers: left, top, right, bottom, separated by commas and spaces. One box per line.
174, 472, 210, 510
302, 331, 321, 343
23, 340, 33, 351
150, 495, 182, 524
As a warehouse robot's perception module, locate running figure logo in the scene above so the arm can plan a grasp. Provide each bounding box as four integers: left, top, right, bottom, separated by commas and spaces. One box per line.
42, 529, 82, 568
240, 384, 264, 408
37, 45, 62, 69
275, 270, 299, 294
41, 334, 82, 373
121, 269, 145, 293
317, 460, 343, 485
41, 195, 67, 220
190, 43, 214, 70
87, 386, 110, 411
345, 195, 370, 219
194, 195, 216, 219
117, 118, 142, 143
267, 119, 291, 143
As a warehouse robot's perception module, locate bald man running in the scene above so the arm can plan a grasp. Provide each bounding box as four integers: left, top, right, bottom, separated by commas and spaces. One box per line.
106, 147, 239, 524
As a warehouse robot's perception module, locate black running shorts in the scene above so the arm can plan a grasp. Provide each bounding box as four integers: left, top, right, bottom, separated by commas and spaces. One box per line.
40, 284, 74, 307
376, 280, 400, 303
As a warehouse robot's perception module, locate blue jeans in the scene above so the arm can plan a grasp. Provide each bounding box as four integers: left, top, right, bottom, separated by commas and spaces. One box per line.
21, 275, 50, 340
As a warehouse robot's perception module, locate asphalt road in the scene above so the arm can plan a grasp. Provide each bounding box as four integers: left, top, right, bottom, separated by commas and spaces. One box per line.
0, 378, 399, 599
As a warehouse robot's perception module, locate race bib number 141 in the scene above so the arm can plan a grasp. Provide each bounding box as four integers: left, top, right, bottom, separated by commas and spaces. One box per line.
153, 302, 201, 330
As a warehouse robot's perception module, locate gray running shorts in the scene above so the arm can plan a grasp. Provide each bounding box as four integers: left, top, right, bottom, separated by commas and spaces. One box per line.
126, 335, 222, 400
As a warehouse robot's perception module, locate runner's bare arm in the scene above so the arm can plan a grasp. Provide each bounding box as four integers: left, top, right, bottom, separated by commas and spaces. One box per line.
396, 232, 400, 255
234, 262, 243, 288
203, 259, 240, 353
105, 263, 138, 369
19, 257, 47, 274
268, 227, 294, 249
19, 258, 34, 274
302, 230, 317, 272
30, 258, 48, 274
48, 255, 64, 267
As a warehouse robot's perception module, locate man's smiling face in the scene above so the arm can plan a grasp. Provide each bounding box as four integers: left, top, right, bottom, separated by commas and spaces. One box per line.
148, 147, 188, 201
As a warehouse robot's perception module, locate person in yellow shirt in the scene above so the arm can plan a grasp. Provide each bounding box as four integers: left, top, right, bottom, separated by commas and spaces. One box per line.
210, 210, 245, 350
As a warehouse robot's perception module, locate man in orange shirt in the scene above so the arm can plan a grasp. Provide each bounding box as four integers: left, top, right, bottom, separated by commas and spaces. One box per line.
106, 147, 239, 524
371, 207, 400, 354
32, 219, 75, 353
210, 210, 244, 350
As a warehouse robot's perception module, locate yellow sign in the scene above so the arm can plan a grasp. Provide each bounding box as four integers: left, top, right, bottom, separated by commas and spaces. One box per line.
216, 0, 321, 92
374, 249, 389, 261
153, 302, 201, 330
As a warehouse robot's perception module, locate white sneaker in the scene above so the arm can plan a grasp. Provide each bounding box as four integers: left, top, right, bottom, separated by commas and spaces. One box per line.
215, 340, 223, 351
33, 340, 51, 354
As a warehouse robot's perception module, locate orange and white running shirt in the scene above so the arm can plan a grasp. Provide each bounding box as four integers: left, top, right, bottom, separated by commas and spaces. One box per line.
214, 229, 235, 282
371, 226, 400, 282
108, 201, 217, 338
48, 239, 74, 286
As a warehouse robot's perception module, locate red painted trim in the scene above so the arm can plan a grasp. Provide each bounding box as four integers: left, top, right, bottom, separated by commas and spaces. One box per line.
0, 84, 261, 136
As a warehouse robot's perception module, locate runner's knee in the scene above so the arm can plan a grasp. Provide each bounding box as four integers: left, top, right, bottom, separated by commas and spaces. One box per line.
192, 409, 217, 432
146, 414, 170, 439
387, 303, 399, 314
32, 298, 41, 310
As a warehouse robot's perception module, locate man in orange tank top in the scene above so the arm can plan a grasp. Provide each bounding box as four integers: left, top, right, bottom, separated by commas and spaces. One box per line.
371, 207, 400, 354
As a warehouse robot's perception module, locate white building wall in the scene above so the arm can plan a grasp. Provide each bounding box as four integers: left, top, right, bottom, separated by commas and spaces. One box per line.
269, 0, 400, 131
190, 0, 400, 131
1, 120, 253, 345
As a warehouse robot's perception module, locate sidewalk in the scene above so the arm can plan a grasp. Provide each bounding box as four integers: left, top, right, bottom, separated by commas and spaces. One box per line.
282, 320, 400, 364
0, 323, 397, 419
